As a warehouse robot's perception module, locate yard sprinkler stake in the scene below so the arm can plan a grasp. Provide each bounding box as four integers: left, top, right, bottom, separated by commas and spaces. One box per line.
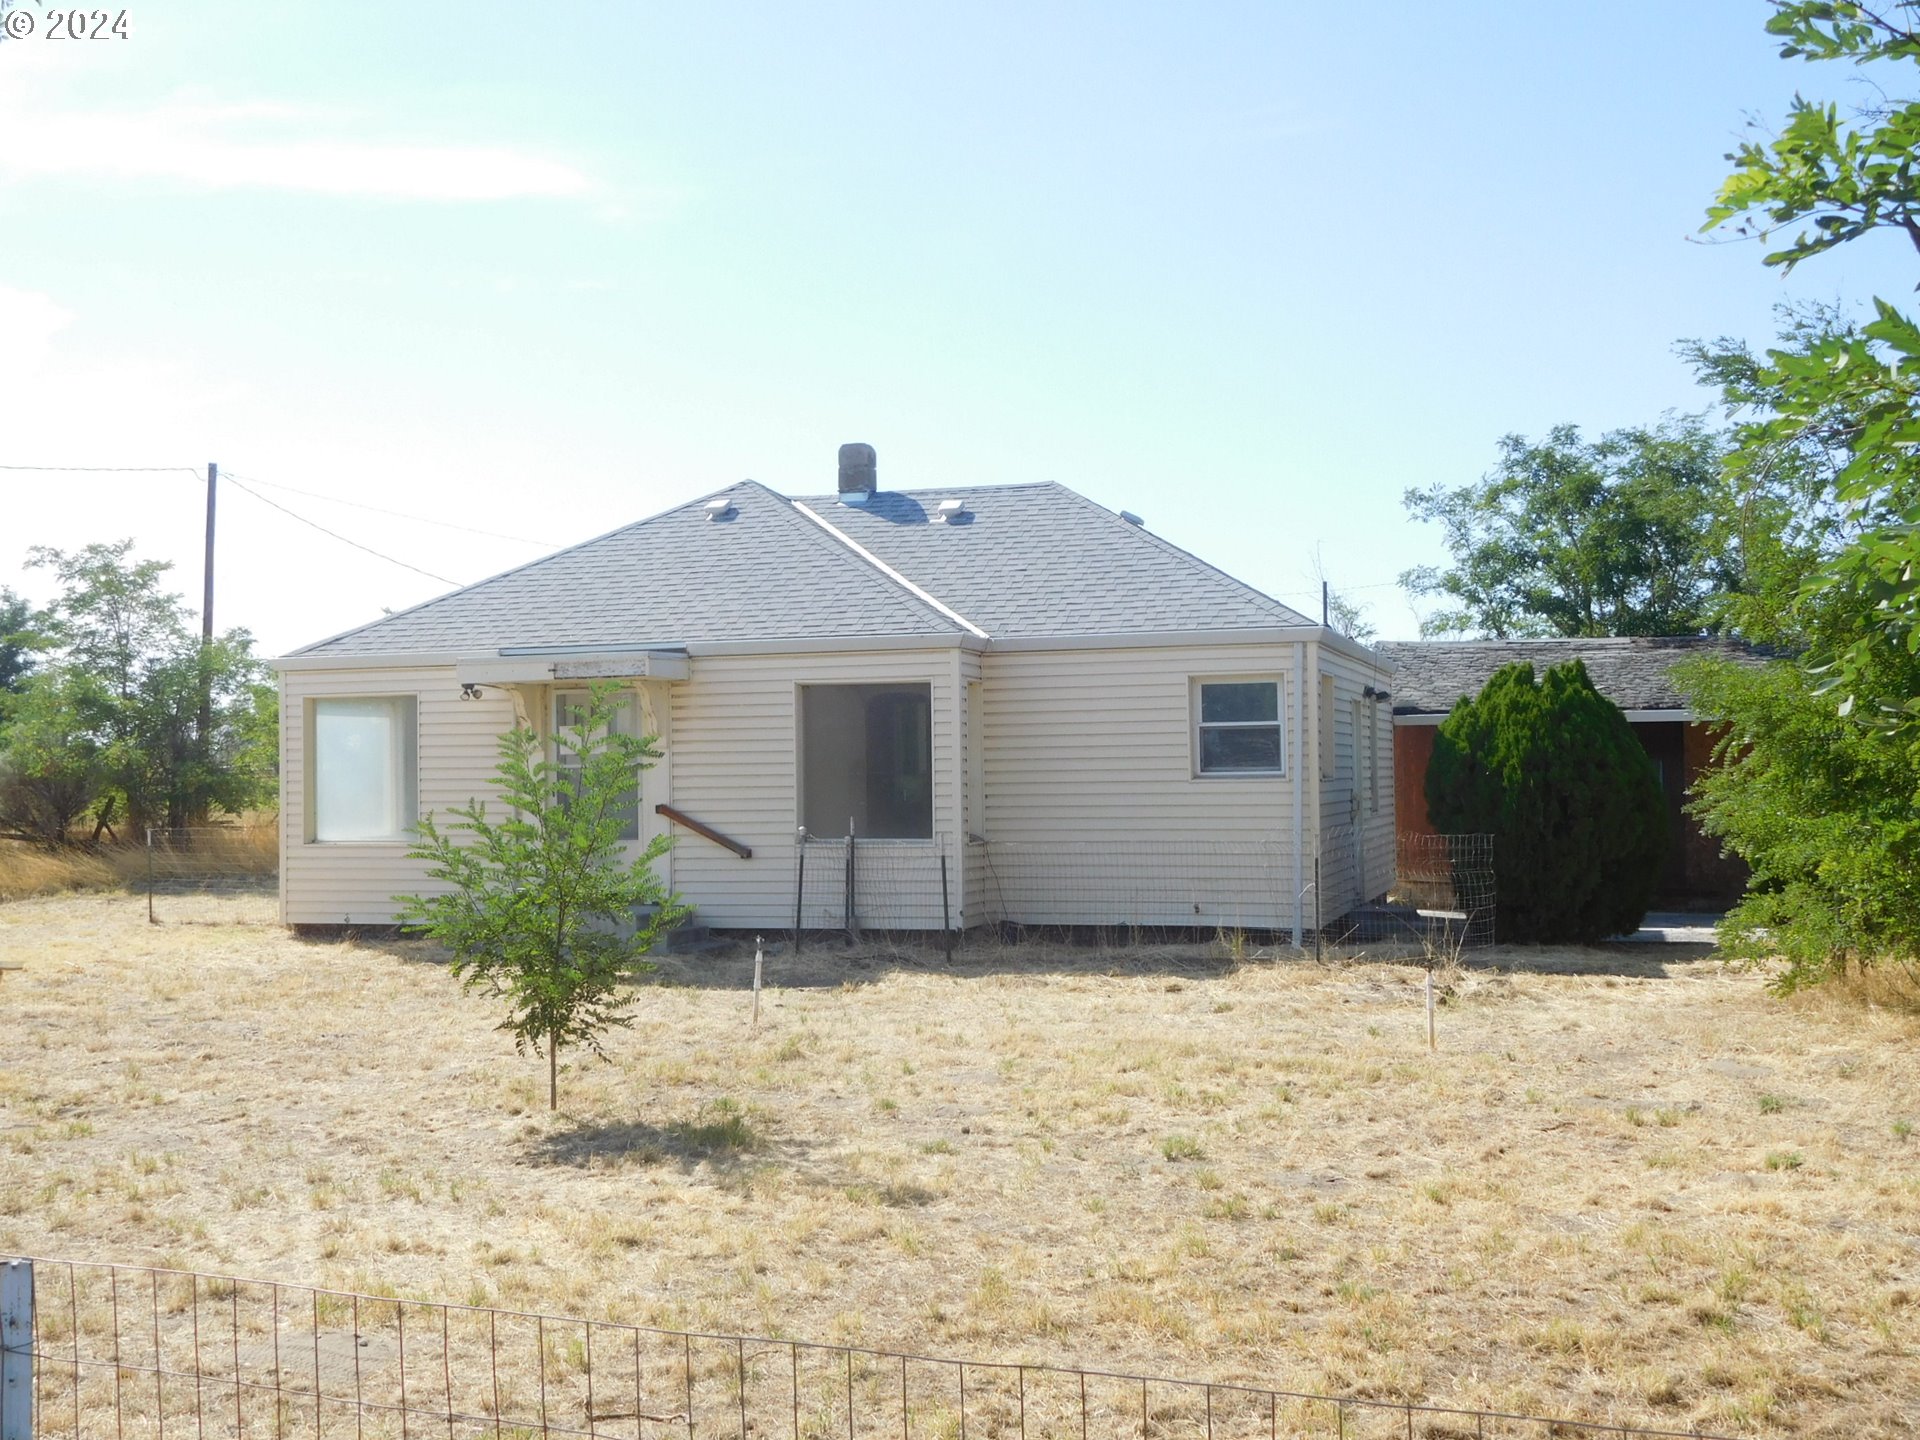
1425, 963, 1436, 1053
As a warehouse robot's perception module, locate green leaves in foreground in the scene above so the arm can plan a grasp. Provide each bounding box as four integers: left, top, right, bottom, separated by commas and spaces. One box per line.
397, 681, 688, 1109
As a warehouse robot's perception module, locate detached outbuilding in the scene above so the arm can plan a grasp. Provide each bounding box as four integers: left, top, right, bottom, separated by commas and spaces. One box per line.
1374, 637, 1764, 909
275, 448, 1396, 939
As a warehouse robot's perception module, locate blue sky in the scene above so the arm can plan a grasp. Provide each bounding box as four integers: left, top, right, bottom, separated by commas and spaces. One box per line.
1, 1, 1910, 650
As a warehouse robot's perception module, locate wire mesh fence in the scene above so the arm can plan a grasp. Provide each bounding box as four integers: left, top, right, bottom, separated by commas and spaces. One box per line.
1313, 833, 1496, 953
791, 835, 958, 943
790, 835, 1306, 951
978, 840, 1297, 942
784, 834, 1501, 954
141, 826, 279, 925
1, 1256, 1737, 1440
0, 825, 277, 921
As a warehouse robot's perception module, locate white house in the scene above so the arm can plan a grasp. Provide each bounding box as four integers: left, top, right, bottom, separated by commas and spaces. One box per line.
274, 446, 1395, 939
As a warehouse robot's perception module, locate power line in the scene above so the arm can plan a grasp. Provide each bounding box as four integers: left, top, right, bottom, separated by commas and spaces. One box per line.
0, 464, 204, 475
224, 470, 561, 548
223, 476, 463, 587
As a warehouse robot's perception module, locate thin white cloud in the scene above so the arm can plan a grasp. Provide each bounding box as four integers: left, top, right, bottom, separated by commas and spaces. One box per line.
0, 96, 596, 201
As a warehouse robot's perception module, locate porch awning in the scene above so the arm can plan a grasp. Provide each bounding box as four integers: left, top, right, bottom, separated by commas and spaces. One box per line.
454, 649, 691, 685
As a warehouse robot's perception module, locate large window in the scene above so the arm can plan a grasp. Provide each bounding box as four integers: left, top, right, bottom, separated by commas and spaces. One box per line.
1194, 679, 1284, 776
800, 684, 932, 839
309, 697, 417, 842
553, 689, 641, 842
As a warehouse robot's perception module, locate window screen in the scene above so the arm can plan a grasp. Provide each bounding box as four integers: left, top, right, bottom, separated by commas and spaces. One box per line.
1196, 680, 1283, 775
800, 684, 933, 839
310, 697, 417, 842
553, 689, 641, 842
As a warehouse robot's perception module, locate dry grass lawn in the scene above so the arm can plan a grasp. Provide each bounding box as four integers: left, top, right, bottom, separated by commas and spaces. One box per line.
1, 892, 1917, 1437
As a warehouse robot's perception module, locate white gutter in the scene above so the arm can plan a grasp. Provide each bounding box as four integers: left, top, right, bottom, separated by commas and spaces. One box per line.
1292, 640, 1305, 948
789, 501, 992, 640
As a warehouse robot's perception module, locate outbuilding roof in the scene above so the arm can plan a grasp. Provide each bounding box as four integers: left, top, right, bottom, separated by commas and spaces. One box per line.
1373, 636, 1773, 717
290, 477, 1311, 658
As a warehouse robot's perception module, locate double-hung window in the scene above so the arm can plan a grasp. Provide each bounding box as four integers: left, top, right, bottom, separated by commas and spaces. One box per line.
1195, 679, 1284, 776
553, 689, 642, 842
308, 696, 417, 842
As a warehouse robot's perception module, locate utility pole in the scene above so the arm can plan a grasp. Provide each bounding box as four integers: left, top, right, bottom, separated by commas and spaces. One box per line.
198, 461, 217, 767
1322, 579, 1329, 628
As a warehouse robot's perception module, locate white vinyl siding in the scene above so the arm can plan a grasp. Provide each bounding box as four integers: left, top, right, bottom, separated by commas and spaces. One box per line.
279, 638, 1390, 938
281, 665, 520, 925
668, 649, 961, 930
1314, 647, 1397, 920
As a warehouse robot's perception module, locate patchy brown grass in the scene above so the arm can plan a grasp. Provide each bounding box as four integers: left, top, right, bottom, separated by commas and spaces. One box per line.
1, 894, 1916, 1437
0, 840, 137, 900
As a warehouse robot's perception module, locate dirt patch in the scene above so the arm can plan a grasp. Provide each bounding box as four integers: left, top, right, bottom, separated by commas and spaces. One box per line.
1, 893, 1917, 1437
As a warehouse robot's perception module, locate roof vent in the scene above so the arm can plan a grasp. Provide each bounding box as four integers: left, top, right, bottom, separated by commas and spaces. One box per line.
936, 499, 968, 523
1119, 510, 1144, 527
838, 442, 876, 506
705, 497, 736, 522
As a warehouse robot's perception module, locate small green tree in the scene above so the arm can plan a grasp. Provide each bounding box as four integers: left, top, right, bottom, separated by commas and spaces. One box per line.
1427, 660, 1667, 944
398, 682, 687, 1110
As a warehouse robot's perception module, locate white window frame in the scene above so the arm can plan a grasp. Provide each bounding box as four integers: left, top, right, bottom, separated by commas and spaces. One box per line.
304, 695, 418, 844
1191, 676, 1286, 778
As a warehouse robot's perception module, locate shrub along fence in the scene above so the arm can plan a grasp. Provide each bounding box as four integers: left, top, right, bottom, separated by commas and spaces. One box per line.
1, 1256, 1733, 1440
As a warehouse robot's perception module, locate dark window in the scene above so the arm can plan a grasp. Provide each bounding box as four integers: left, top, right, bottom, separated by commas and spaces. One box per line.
800, 684, 933, 839
1197, 680, 1283, 775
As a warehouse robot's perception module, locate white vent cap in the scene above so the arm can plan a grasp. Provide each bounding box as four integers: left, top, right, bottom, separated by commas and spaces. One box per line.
936, 499, 968, 522
705, 497, 736, 521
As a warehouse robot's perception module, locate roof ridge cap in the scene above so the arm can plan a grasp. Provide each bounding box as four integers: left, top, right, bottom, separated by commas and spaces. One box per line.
789, 501, 991, 639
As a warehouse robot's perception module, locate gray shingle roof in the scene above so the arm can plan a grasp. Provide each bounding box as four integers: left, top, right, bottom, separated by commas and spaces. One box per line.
290, 478, 1312, 658
1373, 637, 1773, 716
793, 483, 1310, 637
291, 481, 966, 657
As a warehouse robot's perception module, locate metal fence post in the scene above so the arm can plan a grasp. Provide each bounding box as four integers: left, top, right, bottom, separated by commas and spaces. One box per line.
793, 829, 807, 955
146, 829, 157, 926
1, 1258, 32, 1440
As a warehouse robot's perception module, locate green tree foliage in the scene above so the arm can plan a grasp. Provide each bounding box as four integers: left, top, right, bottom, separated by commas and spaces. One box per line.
1702, 0, 1920, 721
1679, 653, 1920, 990
1426, 660, 1666, 944
398, 683, 687, 1110
1678, 306, 1920, 985
1400, 418, 1734, 638
0, 587, 46, 697
0, 670, 107, 843
1677, 304, 1866, 642
0, 541, 275, 839
1666, 2, 1920, 984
